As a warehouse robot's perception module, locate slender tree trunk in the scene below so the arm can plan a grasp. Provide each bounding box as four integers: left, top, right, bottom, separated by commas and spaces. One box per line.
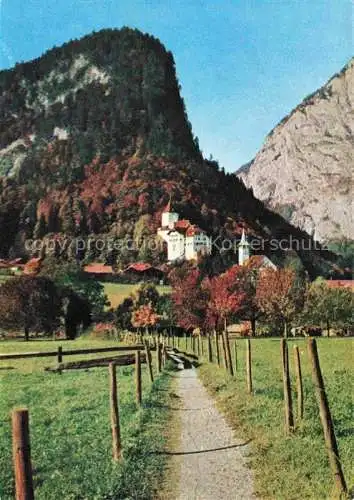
251, 317, 256, 337
284, 319, 288, 339
24, 326, 29, 342
326, 319, 330, 337
224, 318, 234, 376
207, 333, 213, 362
221, 330, 228, 370
215, 330, 220, 367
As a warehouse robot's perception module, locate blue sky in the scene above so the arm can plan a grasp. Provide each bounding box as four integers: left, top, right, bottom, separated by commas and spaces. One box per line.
0, 0, 352, 171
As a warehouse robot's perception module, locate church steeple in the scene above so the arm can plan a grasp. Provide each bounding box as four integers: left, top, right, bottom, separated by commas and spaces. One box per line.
238, 229, 250, 265
163, 194, 172, 213
161, 194, 179, 229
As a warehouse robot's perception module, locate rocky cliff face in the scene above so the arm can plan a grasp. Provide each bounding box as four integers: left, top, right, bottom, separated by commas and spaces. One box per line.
238, 58, 354, 243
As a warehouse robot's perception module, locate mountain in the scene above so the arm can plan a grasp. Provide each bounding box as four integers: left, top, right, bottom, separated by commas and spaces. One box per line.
238, 59, 354, 243
0, 28, 343, 278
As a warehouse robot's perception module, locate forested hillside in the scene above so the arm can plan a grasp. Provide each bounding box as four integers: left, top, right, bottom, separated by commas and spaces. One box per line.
0, 28, 344, 277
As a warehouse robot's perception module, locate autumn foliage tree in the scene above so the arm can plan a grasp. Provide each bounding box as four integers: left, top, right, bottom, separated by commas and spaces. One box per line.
131, 303, 159, 334
256, 267, 304, 337
232, 257, 263, 336
302, 279, 353, 336
170, 265, 208, 332
0, 276, 62, 340
203, 265, 245, 333
203, 265, 245, 375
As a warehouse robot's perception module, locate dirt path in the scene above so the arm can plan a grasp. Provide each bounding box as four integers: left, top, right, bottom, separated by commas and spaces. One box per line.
163, 367, 256, 500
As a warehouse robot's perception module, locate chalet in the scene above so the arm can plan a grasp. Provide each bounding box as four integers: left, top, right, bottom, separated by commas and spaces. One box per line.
83, 263, 115, 279
123, 263, 165, 282
0, 258, 24, 273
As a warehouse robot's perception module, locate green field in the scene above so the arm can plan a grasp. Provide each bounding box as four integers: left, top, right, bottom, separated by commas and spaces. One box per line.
0, 277, 171, 310
198, 337, 353, 499
101, 282, 172, 308
0, 338, 173, 499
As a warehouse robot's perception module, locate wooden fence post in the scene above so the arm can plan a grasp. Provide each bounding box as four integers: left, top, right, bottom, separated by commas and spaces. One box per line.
246, 338, 253, 394
208, 334, 213, 363
221, 332, 228, 370
280, 338, 294, 434
215, 331, 220, 367
234, 340, 238, 372
144, 342, 154, 383
307, 338, 347, 495
224, 327, 234, 376
12, 408, 34, 500
293, 345, 303, 423
157, 343, 162, 373
162, 343, 166, 367
135, 351, 142, 405
57, 346, 63, 364
109, 363, 121, 461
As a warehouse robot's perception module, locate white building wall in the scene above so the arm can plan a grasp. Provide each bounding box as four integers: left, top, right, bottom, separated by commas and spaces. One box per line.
185, 234, 212, 260
167, 231, 185, 261
157, 228, 170, 242
162, 212, 179, 229
238, 245, 250, 266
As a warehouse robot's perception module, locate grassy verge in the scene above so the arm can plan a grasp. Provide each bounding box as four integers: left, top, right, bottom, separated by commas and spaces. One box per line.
198, 338, 353, 499
0, 339, 173, 499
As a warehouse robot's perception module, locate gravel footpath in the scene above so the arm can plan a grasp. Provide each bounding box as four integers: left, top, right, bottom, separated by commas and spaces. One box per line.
167, 368, 257, 500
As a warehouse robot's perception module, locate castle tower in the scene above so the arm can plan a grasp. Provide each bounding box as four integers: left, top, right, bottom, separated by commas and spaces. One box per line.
238, 229, 250, 265
161, 197, 179, 229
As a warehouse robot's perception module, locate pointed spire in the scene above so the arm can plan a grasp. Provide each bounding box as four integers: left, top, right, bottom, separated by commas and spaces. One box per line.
238, 228, 250, 266
163, 194, 172, 213
239, 229, 249, 246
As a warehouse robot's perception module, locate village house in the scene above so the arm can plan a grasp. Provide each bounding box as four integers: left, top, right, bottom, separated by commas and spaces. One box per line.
157, 201, 212, 261
83, 263, 115, 279
123, 262, 165, 283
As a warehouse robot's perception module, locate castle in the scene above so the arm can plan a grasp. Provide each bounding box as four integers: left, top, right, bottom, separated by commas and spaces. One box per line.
157, 200, 276, 268
157, 201, 212, 261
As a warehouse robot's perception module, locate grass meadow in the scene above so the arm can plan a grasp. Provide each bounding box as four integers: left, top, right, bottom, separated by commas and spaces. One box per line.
101, 282, 172, 309
0, 276, 171, 309
198, 337, 353, 499
0, 338, 173, 499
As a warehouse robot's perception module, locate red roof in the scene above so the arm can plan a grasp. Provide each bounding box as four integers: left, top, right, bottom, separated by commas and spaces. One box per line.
175, 219, 191, 230
326, 280, 354, 290
125, 263, 153, 272
0, 258, 23, 268
23, 257, 42, 275
186, 225, 204, 237
124, 263, 165, 274
84, 263, 114, 274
